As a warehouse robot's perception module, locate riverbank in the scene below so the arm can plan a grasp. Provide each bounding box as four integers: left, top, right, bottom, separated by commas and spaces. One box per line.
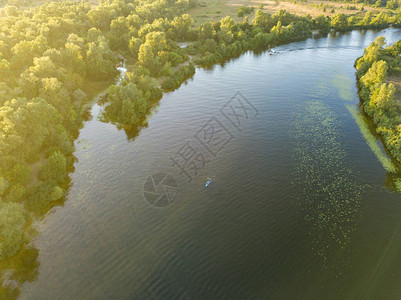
355, 36, 401, 165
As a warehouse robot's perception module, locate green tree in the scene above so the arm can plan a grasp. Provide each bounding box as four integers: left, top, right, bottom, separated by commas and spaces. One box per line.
313, 15, 330, 33
109, 16, 130, 50
370, 12, 388, 27
171, 14, 194, 40
199, 22, 215, 40
361, 60, 388, 88
369, 83, 395, 111
129, 37, 143, 59
145, 31, 167, 53
0, 201, 26, 260
86, 37, 118, 80
138, 43, 161, 75
39, 151, 67, 185
11, 36, 48, 71
360, 11, 373, 26
8, 164, 30, 186
87, 27, 103, 43
331, 13, 348, 30
253, 9, 273, 29
0, 97, 60, 164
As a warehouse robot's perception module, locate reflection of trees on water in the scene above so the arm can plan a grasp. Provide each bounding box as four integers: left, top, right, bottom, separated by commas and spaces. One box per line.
0, 181, 73, 299
384, 172, 401, 193
0, 247, 39, 299
0, 187, 73, 298
122, 121, 149, 141
102, 116, 150, 141
99, 99, 157, 141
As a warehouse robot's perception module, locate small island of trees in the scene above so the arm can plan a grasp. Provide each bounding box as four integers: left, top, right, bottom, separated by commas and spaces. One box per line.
355, 36, 401, 162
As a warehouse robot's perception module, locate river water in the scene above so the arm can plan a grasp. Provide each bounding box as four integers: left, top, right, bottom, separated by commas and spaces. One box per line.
19, 29, 401, 299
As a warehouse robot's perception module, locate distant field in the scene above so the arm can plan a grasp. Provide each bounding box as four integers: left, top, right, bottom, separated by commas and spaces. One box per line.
3, 0, 386, 24
2, 0, 100, 8
89, 0, 99, 7
190, 0, 387, 24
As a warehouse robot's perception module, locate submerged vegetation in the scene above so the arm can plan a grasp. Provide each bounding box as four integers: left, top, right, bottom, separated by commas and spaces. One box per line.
331, 72, 355, 101
291, 100, 364, 267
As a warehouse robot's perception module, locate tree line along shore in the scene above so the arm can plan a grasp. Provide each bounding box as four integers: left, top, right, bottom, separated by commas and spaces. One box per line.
1, 0, 401, 271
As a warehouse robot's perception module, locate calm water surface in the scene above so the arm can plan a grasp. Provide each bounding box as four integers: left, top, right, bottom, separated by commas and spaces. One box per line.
20, 29, 401, 299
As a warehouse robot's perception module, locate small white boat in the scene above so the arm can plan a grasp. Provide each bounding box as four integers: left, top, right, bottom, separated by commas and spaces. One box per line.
205, 178, 212, 187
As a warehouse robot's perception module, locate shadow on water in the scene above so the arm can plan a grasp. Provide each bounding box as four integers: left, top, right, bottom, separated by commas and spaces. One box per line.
0, 63, 131, 299
0, 153, 76, 299
99, 99, 158, 141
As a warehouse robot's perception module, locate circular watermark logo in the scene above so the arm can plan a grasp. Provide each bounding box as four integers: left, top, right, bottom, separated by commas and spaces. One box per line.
143, 173, 178, 208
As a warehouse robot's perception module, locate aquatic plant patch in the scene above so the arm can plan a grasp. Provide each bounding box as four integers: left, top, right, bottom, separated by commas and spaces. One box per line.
290, 100, 364, 267
332, 72, 355, 102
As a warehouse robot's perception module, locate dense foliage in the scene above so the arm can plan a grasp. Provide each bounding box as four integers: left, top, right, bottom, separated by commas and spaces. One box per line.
0, 0, 192, 262
355, 36, 401, 161
1, 0, 400, 266
0, 1, 120, 260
